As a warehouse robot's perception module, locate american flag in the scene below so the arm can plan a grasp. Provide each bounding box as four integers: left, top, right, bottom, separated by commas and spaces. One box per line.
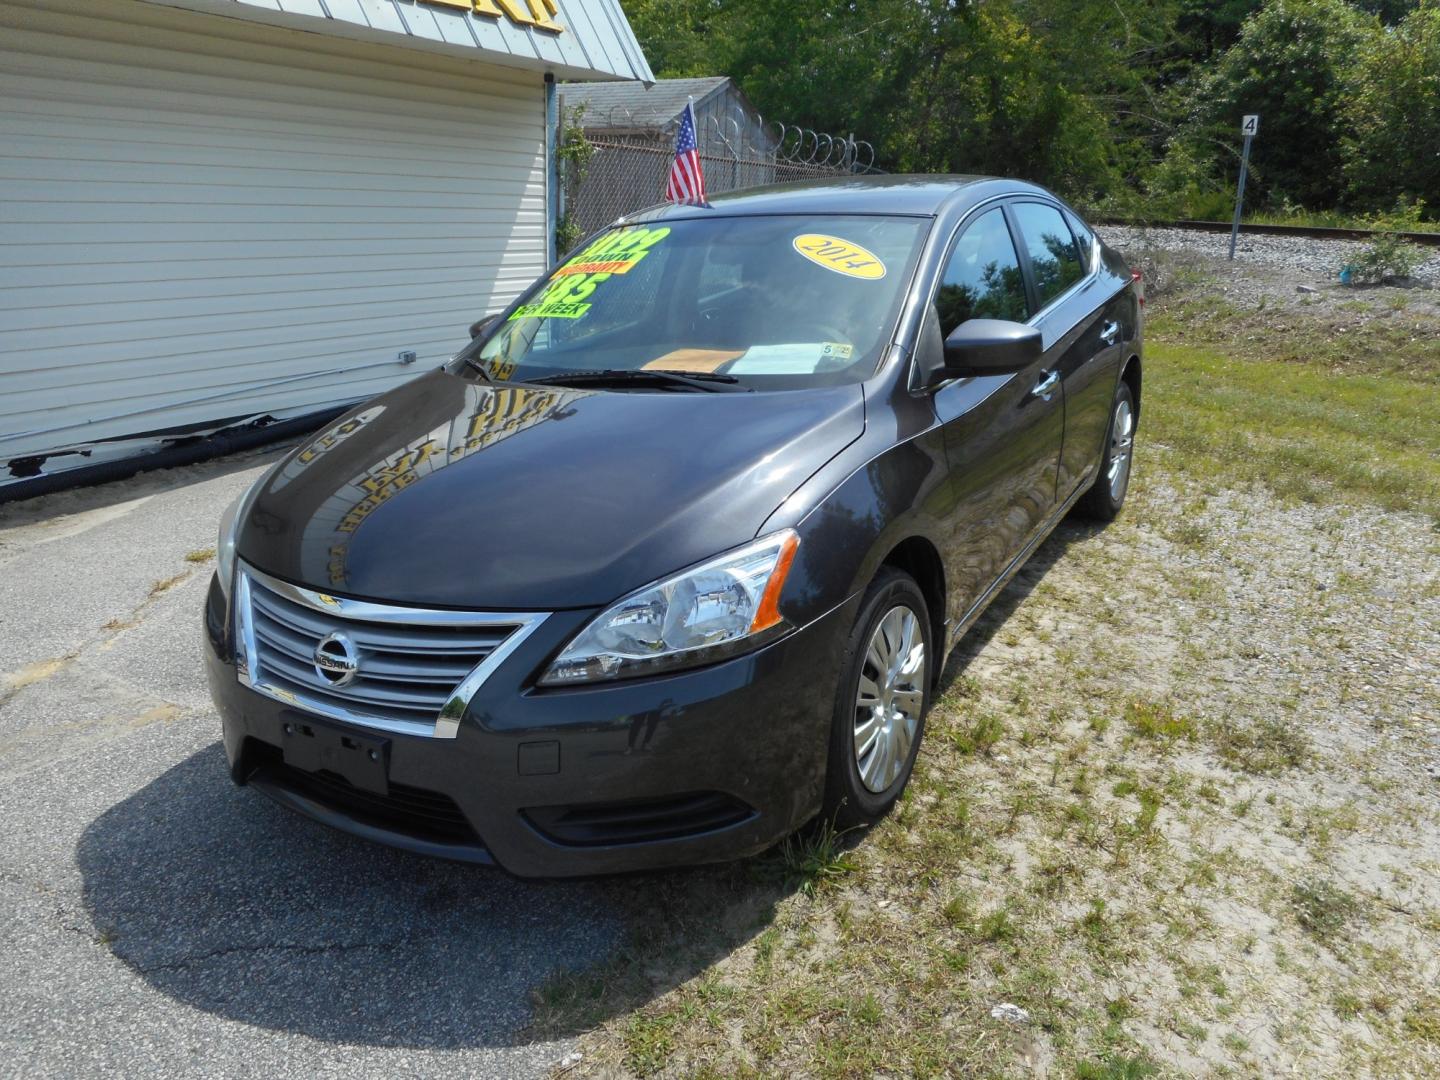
664, 101, 708, 205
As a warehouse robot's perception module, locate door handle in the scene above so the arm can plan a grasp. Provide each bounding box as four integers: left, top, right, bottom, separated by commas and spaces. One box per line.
1100, 321, 1120, 346
1030, 370, 1059, 400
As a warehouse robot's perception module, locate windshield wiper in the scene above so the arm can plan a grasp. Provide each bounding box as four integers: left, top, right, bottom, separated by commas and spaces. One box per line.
525, 368, 750, 393
460, 356, 495, 385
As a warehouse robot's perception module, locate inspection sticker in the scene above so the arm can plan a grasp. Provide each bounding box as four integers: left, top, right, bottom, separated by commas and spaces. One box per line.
792, 234, 886, 279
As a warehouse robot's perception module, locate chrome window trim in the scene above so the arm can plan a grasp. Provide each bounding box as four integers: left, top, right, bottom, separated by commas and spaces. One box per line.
234, 561, 547, 739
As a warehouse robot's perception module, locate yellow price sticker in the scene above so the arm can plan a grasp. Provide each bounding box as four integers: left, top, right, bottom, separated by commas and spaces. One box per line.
792, 234, 886, 280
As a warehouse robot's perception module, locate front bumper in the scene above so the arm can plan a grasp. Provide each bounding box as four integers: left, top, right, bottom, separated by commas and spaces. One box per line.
204, 575, 857, 878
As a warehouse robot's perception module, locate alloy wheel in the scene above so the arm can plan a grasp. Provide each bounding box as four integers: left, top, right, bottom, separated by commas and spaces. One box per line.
853, 605, 927, 793
1107, 397, 1134, 501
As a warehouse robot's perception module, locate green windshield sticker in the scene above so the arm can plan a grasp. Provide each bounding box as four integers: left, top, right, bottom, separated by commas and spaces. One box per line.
554, 225, 670, 277
510, 226, 672, 321
510, 298, 590, 320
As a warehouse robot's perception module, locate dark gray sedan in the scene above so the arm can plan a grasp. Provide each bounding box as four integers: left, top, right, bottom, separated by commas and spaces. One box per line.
205, 176, 1141, 876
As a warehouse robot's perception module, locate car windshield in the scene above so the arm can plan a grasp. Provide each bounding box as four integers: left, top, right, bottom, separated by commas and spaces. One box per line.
455, 214, 929, 390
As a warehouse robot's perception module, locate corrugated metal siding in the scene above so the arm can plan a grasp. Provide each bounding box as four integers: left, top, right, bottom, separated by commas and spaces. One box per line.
0, 0, 548, 464
196, 0, 655, 82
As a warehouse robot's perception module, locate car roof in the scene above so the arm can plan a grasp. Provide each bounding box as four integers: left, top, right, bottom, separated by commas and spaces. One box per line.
623, 175, 1057, 223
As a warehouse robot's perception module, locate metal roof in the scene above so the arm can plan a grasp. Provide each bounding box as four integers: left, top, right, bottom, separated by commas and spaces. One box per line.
156, 0, 654, 82
560, 76, 733, 127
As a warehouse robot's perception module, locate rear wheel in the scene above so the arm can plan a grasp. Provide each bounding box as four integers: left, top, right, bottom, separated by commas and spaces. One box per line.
1077, 380, 1135, 520
823, 569, 932, 828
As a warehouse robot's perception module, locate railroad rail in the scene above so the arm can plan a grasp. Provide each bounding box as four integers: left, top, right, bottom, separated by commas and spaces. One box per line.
1095, 218, 1440, 247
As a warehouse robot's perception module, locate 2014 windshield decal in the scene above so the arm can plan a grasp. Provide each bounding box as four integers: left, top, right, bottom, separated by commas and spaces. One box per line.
511, 226, 670, 320
792, 234, 886, 279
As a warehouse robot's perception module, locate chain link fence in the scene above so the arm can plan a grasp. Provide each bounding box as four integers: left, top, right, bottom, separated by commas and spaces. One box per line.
559, 108, 880, 253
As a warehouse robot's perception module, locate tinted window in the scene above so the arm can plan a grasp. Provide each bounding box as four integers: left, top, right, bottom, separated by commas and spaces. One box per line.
935, 208, 1028, 337
1064, 209, 1095, 271
1012, 202, 1084, 308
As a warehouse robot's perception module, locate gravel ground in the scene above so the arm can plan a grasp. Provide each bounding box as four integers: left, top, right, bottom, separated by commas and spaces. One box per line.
1100, 225, 1440, 286
0, 454, 622, 1080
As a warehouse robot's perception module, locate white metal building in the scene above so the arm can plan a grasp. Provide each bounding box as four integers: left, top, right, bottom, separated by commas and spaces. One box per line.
0, 0, 652, 491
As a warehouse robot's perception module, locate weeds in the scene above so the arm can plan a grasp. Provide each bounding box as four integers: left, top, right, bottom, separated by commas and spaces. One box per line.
951, 712, 1006, 756
1125, 699, 1198, 742
1212, 715, 1311, 774
1292, 877, 1360, 939
1075, 1052, 1160, 1079
1403, 997, 1440, 1044
770, 819, 859, 897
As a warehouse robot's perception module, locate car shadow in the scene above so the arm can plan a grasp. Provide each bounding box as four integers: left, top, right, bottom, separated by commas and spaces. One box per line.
937, 516, 1100, 690
76, 741, 790, 1050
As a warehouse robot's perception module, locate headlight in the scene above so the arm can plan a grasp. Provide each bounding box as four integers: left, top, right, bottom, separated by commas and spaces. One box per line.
216, 462, 280, 599
540, 530, 800, 686
216, 493, 242, 598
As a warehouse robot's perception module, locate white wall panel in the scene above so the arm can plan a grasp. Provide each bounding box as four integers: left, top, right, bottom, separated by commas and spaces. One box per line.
0, 0, 548, 466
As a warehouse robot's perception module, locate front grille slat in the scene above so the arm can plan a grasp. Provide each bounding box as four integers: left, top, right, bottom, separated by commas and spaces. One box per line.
238, 566, 532, 736
354, 652, 488, 683
258, 650, 451, 711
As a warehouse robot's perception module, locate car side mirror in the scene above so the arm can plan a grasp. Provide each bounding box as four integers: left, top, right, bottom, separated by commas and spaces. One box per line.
469, 314, 499, 339
942, 319, 1042, 376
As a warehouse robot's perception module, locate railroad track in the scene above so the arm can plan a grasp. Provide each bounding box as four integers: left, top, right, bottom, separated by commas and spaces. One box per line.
1097, 218, 1440, 247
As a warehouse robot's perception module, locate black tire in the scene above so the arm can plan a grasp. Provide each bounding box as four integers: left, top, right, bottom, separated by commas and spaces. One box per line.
1076, 380, 1136, 521
823, 568, 933, 829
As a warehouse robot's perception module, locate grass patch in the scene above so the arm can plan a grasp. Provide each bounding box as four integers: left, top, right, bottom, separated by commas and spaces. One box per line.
1212, 715, 1311, 774
1145, 339, 1440, 520
1403, 997, 1440, 1044
950, 712, 1006, 756
768, 820, 859, 897
148, 572, 188, 597
1075, 1052, 1161, 1079
622, 1011, 677, 1076
1292, 877, 1361, 939
1125, 699, 1198, 743
184, 547, 216, 563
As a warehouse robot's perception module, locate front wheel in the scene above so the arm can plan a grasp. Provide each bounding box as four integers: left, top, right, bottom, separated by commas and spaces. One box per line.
1077, 381, 1136, 520
823, 568, 932, 828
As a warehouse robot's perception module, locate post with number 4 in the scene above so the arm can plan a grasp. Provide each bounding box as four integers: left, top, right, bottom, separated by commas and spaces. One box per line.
1229, 114, 1260, 260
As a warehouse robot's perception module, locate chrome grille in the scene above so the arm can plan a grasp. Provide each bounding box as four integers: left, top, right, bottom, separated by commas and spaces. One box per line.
234, 563, 546, 738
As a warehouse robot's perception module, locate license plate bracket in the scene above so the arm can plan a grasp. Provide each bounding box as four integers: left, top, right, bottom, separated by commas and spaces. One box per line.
279, 716, 390, 796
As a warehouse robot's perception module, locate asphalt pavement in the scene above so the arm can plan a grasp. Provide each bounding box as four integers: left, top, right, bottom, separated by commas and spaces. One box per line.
0, 450, 625, 1078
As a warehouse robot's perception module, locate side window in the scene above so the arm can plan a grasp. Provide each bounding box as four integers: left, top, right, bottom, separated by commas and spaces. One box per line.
1064, 209, 1095, 271
1011, 202, 1085, 309
934, 208, 1029, 337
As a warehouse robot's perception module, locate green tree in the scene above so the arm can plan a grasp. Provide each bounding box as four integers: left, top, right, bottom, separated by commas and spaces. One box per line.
1341, 3, 1440, 209
1171, 0, 1376, 208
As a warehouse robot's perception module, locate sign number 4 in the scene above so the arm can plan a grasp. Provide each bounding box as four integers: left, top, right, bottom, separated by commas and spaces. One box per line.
1242, 114, 1260, 137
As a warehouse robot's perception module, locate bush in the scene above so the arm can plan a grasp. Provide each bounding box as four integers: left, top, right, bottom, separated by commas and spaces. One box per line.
1346, 200, 1427, 284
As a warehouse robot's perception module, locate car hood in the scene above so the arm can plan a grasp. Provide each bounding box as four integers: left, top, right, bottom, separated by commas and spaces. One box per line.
239, 371, 865, 609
